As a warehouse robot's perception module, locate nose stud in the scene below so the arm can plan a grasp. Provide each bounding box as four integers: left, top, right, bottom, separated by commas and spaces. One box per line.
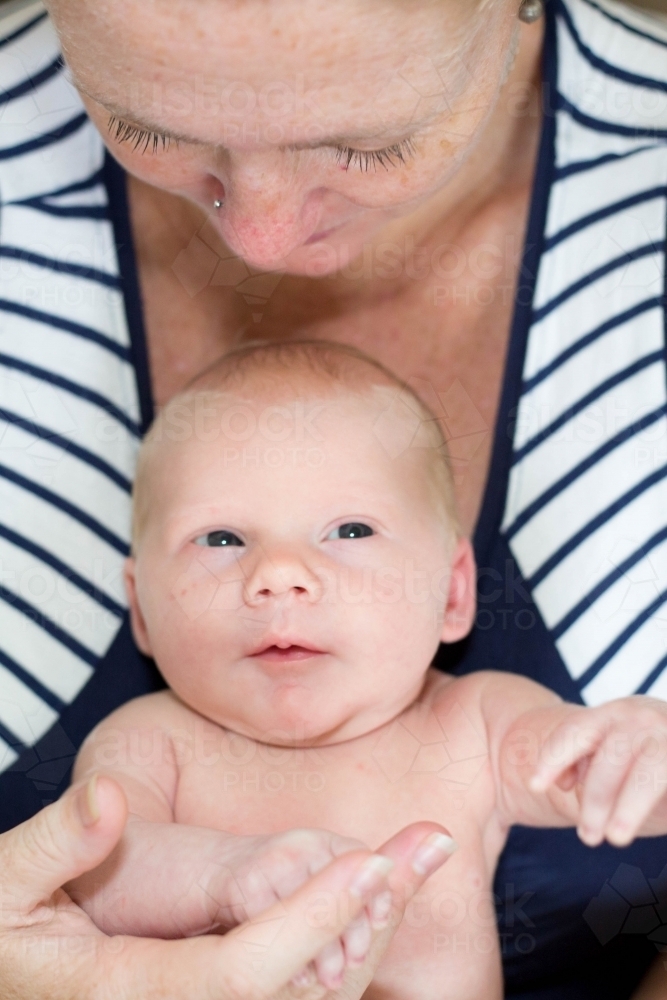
213, 198, 224, 210
519, 0, 544, 22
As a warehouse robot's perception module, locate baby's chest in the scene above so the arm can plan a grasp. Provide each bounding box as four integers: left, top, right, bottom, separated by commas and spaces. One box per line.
176, 725, 492, 844
176, 734, 505, 999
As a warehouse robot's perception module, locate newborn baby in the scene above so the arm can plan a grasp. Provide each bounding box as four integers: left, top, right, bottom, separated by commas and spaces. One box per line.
70, 341, 667, 1000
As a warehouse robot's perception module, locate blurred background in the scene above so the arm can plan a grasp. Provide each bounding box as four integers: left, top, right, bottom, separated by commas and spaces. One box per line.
630, 0, 667, 10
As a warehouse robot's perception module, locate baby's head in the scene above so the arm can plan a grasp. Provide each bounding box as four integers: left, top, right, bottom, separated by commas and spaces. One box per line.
125, 341, 475, 746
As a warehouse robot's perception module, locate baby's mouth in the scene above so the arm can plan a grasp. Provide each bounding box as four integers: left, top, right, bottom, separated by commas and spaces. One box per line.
250, 643, 325, 663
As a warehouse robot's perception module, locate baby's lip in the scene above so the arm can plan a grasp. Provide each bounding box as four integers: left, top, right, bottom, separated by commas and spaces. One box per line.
249, 640, 326, 662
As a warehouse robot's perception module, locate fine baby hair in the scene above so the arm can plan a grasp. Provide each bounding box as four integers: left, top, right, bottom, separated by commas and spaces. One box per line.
130, 339, 460, 553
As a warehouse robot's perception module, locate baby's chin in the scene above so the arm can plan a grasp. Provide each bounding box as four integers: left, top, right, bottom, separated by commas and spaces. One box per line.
214, 691, 375, 748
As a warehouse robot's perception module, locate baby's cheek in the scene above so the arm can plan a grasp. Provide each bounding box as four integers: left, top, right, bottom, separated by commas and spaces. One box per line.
167, 555, 239, 622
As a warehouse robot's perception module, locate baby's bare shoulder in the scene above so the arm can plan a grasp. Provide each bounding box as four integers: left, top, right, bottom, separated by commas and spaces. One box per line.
75, 690, 207, 774
72, 691, 205, 819
83, 689, 198, 739
424, 669, 558, 741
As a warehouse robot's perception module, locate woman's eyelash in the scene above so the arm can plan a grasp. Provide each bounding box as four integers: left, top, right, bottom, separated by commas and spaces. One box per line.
108, 115, 171, 154
335, 138, 416, 172
107, 114, 415, 170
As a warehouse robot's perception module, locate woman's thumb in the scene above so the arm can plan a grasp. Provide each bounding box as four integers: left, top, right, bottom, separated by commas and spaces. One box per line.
0, 774, 128, 919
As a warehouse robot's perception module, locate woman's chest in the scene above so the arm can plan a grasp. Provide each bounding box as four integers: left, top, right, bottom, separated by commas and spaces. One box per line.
132, 179, 529, 533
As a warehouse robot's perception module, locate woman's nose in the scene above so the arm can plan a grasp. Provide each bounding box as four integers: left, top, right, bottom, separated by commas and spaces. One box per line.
217, 154, 321, 269
243, 547, 322, 605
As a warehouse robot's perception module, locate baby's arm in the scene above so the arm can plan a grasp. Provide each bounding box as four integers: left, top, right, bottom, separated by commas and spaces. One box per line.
478, 673, 667, 845
66, 691, 254, 937
66, 692, 367, 946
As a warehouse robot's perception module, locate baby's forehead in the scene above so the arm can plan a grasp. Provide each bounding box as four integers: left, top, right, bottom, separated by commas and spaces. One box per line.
132, 367, 455, 550
155, 379, 425, 455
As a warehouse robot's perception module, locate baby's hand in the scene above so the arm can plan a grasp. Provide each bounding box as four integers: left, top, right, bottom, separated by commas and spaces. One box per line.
69, 817, 383, 987
530, 697, 667, 847
204, 827, 391, 988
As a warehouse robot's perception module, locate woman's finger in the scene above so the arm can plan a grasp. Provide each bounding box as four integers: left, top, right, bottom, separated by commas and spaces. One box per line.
216, 850, 394, 1000
0, 774, 127, 919
375, 822, 459, 912
104, 829, 452, 1000
97, 851, 392, 1000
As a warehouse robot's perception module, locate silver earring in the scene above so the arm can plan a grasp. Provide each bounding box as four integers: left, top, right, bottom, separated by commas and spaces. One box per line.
213, 198, 224, 209
519, 0, 544, 22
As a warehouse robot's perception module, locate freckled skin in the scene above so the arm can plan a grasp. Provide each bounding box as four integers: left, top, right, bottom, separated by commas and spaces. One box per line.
46, 0, 530, 275
43, 0, 544, 538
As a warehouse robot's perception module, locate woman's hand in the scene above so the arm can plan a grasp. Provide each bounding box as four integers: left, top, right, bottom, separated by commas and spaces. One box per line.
0, 774, 453, 999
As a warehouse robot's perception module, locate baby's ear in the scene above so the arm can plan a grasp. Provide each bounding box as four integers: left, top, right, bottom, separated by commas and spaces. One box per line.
123, 557, 153, 656
439, 538, 476, 643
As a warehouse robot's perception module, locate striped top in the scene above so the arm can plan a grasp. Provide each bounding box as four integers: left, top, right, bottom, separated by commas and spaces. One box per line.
502, 0, 667, 709
0, 2, 154, 786
1, 1, 667, 995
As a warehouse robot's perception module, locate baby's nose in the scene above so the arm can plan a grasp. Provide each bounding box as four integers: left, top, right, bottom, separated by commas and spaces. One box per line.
243, 549, 322, 604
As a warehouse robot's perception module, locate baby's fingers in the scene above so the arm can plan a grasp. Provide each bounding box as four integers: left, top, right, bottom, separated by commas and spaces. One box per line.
314, 939, 346, 990
342, 909, 372, 966
576, 731, 635, 846
530, 715, 602, 793
604, 755, 667, 846
313, 900, 374, 985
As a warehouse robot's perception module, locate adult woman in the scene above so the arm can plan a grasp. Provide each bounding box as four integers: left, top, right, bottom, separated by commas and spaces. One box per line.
0, 0, 666, 996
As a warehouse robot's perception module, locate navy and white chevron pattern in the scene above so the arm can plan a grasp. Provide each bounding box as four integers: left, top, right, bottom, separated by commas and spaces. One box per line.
0, 3, 140, 774
503, 0, 667, 705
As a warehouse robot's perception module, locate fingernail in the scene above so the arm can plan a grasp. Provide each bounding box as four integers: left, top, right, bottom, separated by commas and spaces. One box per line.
577, 826, 601, 847
349, 855, 394, 898
411, 832, 458, 876
370, 889, 393, 929
317, 941, 345, 987
344, 913, 371, 964
77, 774, 100, 828
290, 966, 314, 989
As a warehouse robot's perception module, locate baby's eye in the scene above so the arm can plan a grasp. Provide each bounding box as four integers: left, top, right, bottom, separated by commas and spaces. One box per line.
327, 523, 374, 540
194, 530, 244, 547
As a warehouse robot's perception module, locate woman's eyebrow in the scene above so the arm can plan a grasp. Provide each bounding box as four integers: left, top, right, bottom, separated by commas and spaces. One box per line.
70, 73, 424, 149
68, 74, 204, 143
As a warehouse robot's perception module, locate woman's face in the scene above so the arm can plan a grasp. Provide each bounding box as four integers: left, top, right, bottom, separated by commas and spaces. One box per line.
48, 0, 520, 275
